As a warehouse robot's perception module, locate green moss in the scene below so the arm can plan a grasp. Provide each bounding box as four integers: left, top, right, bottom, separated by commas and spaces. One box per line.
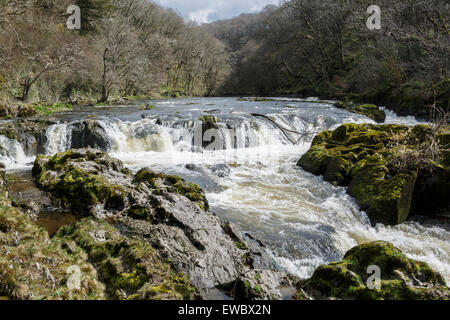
138, 104, 156, 110
0, 196, 105, 300
134, 169, 209, 211
334, 102, 386, 123
55, 218, 197, 300
127, 205, 152, 222
348, 155, 417, 225
30, 102, 73, 116
297, 123, 436, 225
198, 115, 219, 127
33, 150, 128, 215
234, 241, 248, 250
297, 241, 449, 300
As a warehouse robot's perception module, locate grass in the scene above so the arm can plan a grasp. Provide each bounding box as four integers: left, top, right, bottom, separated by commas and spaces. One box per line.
31, 102, 73, 116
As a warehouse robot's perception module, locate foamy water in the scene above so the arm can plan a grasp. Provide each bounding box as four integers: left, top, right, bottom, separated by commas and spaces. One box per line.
1, 98, 448, 283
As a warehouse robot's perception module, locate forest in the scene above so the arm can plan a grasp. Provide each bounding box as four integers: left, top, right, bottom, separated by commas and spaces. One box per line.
207, 0, 449, 118
0, 0, 229, 106
0, 0, 448, 118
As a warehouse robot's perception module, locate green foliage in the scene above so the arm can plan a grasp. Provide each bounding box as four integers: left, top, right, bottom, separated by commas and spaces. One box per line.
30, 102, 73, 116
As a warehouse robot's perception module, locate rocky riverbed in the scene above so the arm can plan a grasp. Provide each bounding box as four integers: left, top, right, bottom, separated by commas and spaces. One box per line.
0, 97, 449, 300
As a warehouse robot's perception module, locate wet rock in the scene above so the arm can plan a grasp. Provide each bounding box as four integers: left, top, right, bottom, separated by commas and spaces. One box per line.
32, 148, 282, 297
0, 119, 51, 156
69, 120, 111, 151
8, 171, 52, 216
216, 270, 296, 300
0, 163, 5, 195
294, 241, 449, 300
211, 164, 231, 178
298, 123, 449, 225
197, 116, 220, 149
334, 102, 386, 123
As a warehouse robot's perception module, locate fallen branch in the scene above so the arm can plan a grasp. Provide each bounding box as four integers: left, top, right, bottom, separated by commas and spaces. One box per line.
251, 113, 311, 144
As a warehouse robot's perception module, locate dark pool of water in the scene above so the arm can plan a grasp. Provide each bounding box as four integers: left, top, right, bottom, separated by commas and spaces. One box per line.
36, 212, 77, 236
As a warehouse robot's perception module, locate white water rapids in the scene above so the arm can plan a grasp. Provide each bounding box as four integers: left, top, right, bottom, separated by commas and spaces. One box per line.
1, 97, 448, 283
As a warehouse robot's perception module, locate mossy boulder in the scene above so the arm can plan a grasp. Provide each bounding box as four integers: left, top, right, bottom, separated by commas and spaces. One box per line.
33, 149, 129, 216
334, 102, 386, 123
298, 123, 449, 225
30, 149, 272, 295
295, 241, 449, 300
55, 218, 197, 300
0, 189, 196, 300
134, 169, 209, 211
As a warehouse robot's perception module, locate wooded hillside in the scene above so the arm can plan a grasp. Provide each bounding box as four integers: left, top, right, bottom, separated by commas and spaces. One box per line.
0, 0, 230, 104
206, 0, 449, 118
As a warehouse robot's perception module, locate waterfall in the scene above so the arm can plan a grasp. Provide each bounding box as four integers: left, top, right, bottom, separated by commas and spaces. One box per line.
0, 98, 447, 285
44, 124, 71, 155
0, 135, 34, 169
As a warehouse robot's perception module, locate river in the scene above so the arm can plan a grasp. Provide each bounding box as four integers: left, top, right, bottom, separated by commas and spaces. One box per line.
1, 97, 449, 284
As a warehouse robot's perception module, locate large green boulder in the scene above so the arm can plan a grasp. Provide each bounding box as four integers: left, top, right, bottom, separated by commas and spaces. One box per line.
33, 149, 130, 215
55, 218, 197, 300
295, 241, 449, 300
298, 123, 449, 225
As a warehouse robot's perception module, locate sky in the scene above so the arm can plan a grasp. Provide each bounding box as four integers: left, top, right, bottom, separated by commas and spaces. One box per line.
154, 0, 281, 24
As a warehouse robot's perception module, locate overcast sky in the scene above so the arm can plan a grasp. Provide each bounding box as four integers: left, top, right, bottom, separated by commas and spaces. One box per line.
154, 0, 281, 23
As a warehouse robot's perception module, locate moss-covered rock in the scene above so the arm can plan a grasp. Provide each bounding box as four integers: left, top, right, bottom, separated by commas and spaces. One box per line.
295, 241, 449, 300
0, 195, 106, 300
55, 218, 197, 300
33, 149, 129, 216
334, 102, 386, 123
134, 169, 209, 211
29, 149, 278, 297
298, 123, 449, 225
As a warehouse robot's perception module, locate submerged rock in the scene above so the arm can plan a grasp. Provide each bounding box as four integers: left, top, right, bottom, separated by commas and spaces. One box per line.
298, 123, 450, 225
30, 148, 285, 298
211, 164, 231, 178
334, 102, 386, 123
294, 241, 449, 300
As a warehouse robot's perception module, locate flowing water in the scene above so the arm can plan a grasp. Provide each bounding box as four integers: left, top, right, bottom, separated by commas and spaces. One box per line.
1, 97, 448, 284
